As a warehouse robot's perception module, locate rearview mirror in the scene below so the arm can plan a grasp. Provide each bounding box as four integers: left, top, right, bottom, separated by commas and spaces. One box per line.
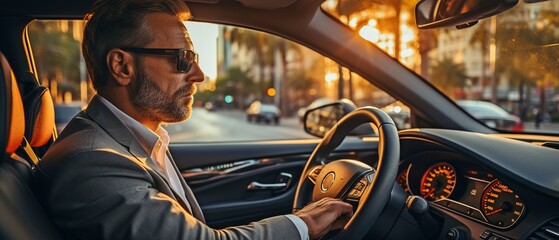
303, 100, 376, 138
415, 0, 518, 29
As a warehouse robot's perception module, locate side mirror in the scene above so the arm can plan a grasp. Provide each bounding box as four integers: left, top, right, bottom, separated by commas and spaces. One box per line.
415, 0, 518, 29
303, 100, 375, 138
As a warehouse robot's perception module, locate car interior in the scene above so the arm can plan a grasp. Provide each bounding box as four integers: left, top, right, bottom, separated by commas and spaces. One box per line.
2, 0, 559, 239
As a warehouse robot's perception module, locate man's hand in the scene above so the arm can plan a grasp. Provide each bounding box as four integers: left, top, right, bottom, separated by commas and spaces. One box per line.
294, 197, 353, 239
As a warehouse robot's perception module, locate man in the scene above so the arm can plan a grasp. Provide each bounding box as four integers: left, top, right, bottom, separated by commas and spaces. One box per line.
36, 0, 353, 239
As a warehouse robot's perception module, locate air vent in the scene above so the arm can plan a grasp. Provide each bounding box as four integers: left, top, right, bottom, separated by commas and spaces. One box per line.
527, 218, 559, 240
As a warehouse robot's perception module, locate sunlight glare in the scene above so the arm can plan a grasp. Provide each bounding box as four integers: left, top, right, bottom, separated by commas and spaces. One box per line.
359, 25, 380, 43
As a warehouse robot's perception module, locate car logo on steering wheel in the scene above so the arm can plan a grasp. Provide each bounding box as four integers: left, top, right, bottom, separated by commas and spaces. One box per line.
321, 172, 336, 192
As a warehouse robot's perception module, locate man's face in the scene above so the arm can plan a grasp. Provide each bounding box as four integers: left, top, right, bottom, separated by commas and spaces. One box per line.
129, 13, 204, 123
130, 59, 194, 123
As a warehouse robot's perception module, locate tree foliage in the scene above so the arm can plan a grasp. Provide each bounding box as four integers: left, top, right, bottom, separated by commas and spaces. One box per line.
429, 57, 468, 96
496, 21, 559, 86
214, 67, 256, 108
28, 21, 81, 91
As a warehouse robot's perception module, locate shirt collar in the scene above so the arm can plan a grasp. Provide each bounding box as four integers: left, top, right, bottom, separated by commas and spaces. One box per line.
97, 95, 167, 157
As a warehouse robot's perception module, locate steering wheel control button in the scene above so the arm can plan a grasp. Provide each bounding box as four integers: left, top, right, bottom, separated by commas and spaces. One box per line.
348, 190, 359, 198
347, 177, 369, 200
320, 172, 335, 192
355, 182, 365, 191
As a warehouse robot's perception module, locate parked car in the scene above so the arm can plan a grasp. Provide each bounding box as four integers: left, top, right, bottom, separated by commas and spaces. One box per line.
2, 0, 559, 240
456, 100, 524, 131
246, 101, 281, 125
54, 102, 84, 133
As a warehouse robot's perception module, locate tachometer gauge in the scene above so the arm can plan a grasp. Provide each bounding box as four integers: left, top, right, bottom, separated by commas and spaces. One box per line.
397, 170, 410, 193
481, 180, 525, 228
420, 162, 456, 200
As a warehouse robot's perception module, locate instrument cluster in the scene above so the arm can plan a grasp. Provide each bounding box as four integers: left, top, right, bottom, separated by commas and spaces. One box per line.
397, 153, 526, 229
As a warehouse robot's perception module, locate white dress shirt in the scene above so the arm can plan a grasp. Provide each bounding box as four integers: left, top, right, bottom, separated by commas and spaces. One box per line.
97, 95, 308, 239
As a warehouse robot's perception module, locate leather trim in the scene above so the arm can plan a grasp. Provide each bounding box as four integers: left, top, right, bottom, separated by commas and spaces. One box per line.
1, 53, 25, 154
24, 86, 54, 147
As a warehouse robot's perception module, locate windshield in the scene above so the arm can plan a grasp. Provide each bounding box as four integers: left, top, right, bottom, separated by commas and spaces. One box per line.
322, 0, 559, 134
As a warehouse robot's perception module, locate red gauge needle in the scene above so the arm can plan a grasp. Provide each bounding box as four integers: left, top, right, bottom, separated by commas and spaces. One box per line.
486, 208, 503, 216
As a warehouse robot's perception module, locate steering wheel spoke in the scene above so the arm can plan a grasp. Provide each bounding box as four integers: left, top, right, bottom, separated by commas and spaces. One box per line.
307, 165, 323, 184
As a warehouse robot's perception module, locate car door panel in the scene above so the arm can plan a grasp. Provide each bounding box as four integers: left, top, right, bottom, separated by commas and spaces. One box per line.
169, 138, 379, 228
194, 161, 305, 228
170, 138, 378, 169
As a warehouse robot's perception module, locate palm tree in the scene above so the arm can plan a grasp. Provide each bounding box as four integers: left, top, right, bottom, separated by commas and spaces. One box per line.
256, 34, 304, 115
228, 28, 273, 97
418, 29, 438, 78
469, 20, 491, 99
429, 57, 468, 98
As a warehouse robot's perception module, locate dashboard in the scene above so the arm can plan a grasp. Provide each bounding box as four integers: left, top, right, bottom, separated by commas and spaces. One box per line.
385, 130, 559, 240
397, 151, 526, 230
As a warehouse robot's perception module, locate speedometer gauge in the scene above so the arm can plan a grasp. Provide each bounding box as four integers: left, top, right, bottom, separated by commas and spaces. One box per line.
481, 180, 525, 228
420, 163, 456, 200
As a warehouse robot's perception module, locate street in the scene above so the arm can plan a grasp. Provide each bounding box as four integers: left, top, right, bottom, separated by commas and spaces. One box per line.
523, 121, 559, 133
165, 107, 310, 142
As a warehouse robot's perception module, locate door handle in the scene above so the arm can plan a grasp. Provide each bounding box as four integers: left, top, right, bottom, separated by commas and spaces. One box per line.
247, 172, 292, 191
247, 182, 287, 191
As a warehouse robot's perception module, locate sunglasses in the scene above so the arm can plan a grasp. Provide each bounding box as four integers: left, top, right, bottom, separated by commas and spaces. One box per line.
120, 47, 199, 73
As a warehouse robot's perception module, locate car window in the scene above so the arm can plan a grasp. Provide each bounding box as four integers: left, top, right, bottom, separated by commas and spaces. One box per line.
322, 0, 559, 134
260, 105, 279, 113
28, 20, 410, 142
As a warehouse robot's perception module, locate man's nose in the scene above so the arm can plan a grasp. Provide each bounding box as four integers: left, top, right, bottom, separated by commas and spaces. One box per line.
187, 62, 205, 83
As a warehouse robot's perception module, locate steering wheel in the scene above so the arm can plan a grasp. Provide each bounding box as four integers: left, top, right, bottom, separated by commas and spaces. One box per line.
293, 106, 400, 239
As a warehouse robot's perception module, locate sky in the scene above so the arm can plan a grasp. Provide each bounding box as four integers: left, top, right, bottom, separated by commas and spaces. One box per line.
184, 22, 219, 81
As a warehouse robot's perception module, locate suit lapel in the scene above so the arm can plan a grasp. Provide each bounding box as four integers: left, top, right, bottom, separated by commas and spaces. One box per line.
84, 96, 196, 216
85, 96, 166, 176
167, 152, 206, 223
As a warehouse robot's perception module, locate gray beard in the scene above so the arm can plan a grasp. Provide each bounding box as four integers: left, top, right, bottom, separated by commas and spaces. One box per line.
129, 60, 193, 123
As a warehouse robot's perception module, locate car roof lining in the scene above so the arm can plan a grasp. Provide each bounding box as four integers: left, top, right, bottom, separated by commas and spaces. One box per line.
0, 0, 316, 17
0, 1, 94, 18
233, 0, 299, 9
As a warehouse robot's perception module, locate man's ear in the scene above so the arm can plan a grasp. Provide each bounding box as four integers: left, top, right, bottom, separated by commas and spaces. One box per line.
107, 49, 134, 86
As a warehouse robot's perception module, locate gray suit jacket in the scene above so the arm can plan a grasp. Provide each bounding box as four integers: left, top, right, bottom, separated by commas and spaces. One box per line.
36, 96, 300, 240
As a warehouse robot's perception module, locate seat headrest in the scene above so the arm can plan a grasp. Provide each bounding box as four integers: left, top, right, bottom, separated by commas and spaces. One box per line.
1, 52, 25, 155
23, 81, 55, 148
